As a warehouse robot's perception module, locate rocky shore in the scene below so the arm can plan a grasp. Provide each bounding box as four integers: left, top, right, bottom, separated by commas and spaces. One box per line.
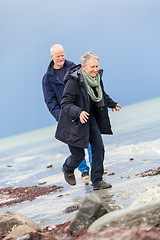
1, 182, 160, 239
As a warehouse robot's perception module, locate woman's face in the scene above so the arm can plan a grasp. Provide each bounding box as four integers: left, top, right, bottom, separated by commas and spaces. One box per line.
82, 59, 99, 78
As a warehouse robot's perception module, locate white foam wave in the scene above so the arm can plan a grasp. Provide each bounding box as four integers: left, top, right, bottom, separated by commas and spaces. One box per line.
105, 138, 160, 159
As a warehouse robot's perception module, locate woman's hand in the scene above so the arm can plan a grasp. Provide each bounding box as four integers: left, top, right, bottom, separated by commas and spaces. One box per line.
80, 111, 90, 124
112, 104, 122, 112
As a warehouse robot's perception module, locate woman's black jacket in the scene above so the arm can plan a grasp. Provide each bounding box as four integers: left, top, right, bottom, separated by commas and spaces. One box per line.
55, 65, 117, 148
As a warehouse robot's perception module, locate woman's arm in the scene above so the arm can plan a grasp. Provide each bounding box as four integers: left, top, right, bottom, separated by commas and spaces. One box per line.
61, 79, 82, 119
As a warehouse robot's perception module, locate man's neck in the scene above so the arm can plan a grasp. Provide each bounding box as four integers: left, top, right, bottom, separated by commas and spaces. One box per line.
53, 64, 64, 70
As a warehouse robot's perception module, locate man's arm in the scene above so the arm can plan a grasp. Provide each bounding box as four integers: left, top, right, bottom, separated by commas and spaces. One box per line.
42, 76, 60, 121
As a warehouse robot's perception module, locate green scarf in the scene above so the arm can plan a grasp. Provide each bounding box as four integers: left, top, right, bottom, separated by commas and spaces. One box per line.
82, 69, 103, 102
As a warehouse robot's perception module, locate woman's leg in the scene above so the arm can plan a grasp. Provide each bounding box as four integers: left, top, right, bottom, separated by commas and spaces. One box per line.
63, 145, 85, 174
89, 115, 104, 185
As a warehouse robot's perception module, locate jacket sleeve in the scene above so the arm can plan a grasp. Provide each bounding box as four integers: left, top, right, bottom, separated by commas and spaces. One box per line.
104, 92, 117, 108
61, 79, 82, 120
42, 75, 60, 121
100, 79, 117, 108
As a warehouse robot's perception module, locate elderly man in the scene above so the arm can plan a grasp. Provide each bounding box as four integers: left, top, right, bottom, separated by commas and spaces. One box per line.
42, 44, 91, 179
55, 51, 121, 190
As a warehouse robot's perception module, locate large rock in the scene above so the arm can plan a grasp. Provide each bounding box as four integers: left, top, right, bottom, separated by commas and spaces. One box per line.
88, 200, 160, 234
86, 223, 160, 240
0, 211, 40, 235
3, 225, 34, 240
70, 193, 112, 234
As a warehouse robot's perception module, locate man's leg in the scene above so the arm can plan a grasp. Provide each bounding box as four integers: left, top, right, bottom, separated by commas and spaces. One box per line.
87, 143, 92, 166
78, 142, 92, 178
78, 159, 89, 173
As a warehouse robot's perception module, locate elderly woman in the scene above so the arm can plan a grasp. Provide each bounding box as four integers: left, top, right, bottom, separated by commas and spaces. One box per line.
55, 52, 121, 190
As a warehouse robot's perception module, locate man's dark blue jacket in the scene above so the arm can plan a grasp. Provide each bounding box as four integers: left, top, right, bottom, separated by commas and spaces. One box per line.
42, 60, 75, 121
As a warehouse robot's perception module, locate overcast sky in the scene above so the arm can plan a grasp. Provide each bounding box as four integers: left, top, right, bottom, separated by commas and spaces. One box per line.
0, 0, 160, 139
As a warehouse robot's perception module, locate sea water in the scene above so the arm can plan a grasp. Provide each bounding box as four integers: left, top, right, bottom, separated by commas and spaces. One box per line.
0, 97, 160, 227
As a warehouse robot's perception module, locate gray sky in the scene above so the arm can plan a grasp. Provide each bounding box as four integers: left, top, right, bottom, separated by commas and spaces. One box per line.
0, 0, 160, 139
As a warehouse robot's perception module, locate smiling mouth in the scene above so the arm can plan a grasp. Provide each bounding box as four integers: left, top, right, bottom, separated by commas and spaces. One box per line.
57, 61, 64, 65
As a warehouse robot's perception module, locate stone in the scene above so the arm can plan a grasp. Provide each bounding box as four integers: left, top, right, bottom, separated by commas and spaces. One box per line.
0, 211, 40, 235
68, 210, 78, 222
17, 234, 31, 240
69, 193, 112, 234
131, 184, 160, 207
64, 204, 80, 213
3, 225, 34, 240
87, 223, 160, 240
88, 200, 160, 234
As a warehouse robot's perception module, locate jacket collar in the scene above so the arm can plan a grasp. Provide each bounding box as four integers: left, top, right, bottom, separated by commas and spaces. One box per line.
63, 64, 81, 84
47, 60, 74, 84
63, 64, 103, 84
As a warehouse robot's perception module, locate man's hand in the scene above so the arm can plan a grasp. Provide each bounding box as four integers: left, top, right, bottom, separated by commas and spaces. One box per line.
80, 111, 90, 124
112, 104, 122, 112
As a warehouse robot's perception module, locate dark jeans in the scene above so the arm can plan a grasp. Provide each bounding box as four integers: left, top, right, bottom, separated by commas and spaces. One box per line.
63, 114, 104, 185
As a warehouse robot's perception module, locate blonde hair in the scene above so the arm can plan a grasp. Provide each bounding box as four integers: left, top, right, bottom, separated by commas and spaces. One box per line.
81, 52, 99, 67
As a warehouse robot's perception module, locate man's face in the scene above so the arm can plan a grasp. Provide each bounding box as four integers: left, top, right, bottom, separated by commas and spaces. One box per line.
82, 59, 99, 78
52, 48, 65, 69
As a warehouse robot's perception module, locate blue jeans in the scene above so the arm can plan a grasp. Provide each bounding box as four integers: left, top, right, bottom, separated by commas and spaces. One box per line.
77, 143, 92, 172
63, 114, 104, 185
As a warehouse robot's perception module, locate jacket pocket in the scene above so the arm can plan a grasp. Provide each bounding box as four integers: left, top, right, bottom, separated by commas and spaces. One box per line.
70, 119, 83, 137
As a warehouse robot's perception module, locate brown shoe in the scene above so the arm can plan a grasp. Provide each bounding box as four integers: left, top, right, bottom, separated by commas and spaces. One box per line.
93, 181, 112, 191
62, 168, 76, 186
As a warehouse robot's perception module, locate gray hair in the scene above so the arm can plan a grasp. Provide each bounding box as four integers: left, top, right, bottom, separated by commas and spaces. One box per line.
81, 52, 99, 67
50, 44, 64, 57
